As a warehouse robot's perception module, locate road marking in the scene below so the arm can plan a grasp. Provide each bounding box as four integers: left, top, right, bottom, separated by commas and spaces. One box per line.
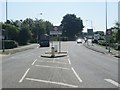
19, 68, 30, 83
105, 79, 120, 87
31, 59, 37, 65
38, 61, 67, 65
35, 65, 70, 70
26, 78, 78, 88
68, 59, 71, 65
71, 67, 82, 83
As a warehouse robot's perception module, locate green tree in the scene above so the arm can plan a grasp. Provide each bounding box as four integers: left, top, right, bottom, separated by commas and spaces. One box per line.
61, 14, 84, 40
2, 24, 19, 41
18, 25, 32, 45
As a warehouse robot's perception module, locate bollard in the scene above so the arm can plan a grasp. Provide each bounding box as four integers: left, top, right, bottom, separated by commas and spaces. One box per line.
51, 46, 55, 58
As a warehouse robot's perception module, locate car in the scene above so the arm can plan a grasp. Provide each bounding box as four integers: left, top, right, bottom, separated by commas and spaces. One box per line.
77, 39, 82, 43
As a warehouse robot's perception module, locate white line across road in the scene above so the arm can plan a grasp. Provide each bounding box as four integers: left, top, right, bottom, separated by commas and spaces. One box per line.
35, 65, 70, 70
19, 68, 30, 83
71, 67, 82, 83
31, 59, 37, 65
38, 60, 67, 65
26, 78, 78, 88
68, 59, 71, 65
105, 79, 120, 87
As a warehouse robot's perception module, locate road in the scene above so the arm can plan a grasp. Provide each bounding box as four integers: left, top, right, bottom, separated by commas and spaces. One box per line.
2, 41, 119, 88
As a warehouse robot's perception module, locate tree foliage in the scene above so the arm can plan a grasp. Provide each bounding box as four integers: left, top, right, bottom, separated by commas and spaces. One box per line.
2, 18, 53, 46
61, 14, 84, 40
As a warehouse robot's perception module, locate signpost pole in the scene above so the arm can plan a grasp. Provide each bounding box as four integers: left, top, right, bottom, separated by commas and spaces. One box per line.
59, 35, 61, 53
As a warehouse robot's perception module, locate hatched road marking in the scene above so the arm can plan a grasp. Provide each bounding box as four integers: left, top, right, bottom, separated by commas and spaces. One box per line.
71, 67, 82, 83
35, 65, 70, 70
26, 78, 78, 88
38, 60, 67, 65
19, 68, 30, 83
31, 59, 37, 65
105, 79, 120, 87
68, 59, 71, 65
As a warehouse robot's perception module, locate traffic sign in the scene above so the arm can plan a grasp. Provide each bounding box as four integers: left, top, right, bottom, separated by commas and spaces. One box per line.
50, 26, 62, 35
106, 29, 112, 35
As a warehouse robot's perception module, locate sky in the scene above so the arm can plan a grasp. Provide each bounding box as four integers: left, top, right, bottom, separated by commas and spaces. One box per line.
0, 1, 119, 32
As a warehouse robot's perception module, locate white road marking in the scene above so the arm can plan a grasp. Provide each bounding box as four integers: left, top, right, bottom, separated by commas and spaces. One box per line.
71, 67, 82, 83
35, 65, 70, 70
26, 78, 78, 88
31, 59, 37, 65
38, 60, 67, 65
19, 68, 30, 83
68, 59, 71, 65
105, 79, 120, 87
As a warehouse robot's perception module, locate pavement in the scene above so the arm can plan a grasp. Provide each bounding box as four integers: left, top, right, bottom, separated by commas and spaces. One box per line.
2, 41, 119, 88
83, 42, 120, 58
0, 44, 39, 55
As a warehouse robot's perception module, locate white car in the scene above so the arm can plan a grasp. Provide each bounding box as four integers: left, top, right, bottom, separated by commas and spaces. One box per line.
77, 39, 82, 44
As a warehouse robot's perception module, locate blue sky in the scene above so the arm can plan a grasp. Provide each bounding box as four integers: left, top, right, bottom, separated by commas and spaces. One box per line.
1, 2, 118, 32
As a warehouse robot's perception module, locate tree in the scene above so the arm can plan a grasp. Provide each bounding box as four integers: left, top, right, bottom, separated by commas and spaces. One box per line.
61, 14, 84, 40
2, 24, 19, 41
45, 21, 53, 35
18, 25, 32, 45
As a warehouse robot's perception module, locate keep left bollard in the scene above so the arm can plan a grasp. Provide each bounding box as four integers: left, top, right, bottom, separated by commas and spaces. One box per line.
51, 46, 55, 58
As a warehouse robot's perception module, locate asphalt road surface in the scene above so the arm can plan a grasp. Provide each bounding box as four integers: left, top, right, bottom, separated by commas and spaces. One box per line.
2, 41, 119, 88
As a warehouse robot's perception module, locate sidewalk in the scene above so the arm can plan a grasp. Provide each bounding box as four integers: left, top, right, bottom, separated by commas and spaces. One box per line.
83, 42, 120, 58
0, 44, 39, 55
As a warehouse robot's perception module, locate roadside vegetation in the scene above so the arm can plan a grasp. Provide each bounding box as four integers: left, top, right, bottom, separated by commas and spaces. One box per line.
1, 14, 84, 49
93, 22, 120, 50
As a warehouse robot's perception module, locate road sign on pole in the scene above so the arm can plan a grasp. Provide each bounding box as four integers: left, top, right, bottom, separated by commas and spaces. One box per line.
50, 26, 62, 35
106, 29, 112, 53
106, 29, 112, 35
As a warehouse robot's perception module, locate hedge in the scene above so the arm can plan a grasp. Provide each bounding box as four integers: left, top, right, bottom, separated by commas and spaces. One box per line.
3, 40, 18, 49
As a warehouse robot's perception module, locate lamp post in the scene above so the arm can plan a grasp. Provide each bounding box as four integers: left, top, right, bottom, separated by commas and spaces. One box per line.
105, 0, 108, 49
37, 13, 42, 44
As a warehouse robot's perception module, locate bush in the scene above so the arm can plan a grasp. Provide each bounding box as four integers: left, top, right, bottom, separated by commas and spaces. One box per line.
113, 43, 120, 50
98, 40, 108, 46
3, 40, 18, 49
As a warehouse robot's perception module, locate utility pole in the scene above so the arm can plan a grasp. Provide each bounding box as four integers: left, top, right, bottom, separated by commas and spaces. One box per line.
3, 0, 7, 52
105, 0, 108, 49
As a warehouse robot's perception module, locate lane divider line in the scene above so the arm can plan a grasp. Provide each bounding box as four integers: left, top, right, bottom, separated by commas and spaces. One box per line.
19, 68, 30, 83
26, 78, 78, 88
68, 59, 71, 65
104, 79, 120, 87
31, 59, 37, 65
35, 65, 70, 70
71, 67, 82, 83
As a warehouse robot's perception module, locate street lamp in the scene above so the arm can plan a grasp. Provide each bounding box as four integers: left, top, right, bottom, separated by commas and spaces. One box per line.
105, 0, 108, 50
37, 13, 42, 44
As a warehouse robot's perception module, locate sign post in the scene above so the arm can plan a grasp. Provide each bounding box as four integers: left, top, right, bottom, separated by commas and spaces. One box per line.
106, 29, 112, 53
50, 26, 62, 53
